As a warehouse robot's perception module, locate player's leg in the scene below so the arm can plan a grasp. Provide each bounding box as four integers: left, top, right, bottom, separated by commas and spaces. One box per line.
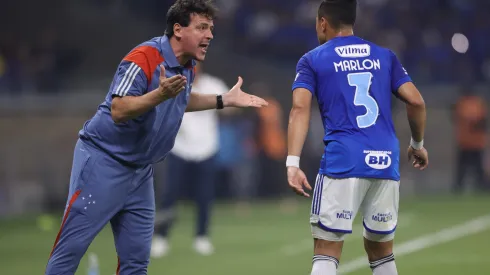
192, 155, 217, 255
471, 150, 488, 192
362, 179, 400, 275
46, 140, 130, 275
310, 175, 369, 275
112, 165, 155, 275
453, 149, 469, 193
152, 153, 188, 257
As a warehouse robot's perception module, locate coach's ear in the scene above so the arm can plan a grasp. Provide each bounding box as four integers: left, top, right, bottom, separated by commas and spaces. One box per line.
173, 23, 183, 39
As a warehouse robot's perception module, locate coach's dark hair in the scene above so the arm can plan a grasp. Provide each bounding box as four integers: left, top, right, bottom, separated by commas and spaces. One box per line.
318, 0, 357, 29
165, 0, 218, 37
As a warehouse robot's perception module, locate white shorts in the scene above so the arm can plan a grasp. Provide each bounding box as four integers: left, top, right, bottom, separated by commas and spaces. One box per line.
310, 175, 399, 241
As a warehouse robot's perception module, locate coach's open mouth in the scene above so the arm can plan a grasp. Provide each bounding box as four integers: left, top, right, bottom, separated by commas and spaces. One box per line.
199, 43, 209, 53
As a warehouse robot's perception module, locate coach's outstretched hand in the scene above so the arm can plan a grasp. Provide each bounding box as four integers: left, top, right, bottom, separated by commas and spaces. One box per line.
222, 77, 268, 108
407, 146, 429, 170
159, 65, 187, 100
287, 166, 312, 198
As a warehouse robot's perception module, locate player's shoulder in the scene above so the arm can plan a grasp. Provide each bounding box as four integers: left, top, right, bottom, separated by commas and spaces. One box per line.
361, 39, 397, 59
296, 47, 320, 69
303, 43, 327, 60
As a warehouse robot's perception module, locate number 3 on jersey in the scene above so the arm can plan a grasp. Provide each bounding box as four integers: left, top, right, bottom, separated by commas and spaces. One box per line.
348, 72, 379, 128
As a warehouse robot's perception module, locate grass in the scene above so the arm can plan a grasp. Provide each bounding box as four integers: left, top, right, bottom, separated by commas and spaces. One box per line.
1, 194, 490, 274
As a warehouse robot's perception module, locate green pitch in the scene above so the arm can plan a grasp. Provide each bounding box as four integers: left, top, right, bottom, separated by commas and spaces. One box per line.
1, 195, 490, 275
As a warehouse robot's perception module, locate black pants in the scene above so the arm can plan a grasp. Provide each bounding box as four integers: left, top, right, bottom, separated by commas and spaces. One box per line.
155, 153, 216, 237
454, 149, 488, 193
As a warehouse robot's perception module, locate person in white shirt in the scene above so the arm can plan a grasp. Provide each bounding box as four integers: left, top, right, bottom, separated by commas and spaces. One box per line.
151, 62, 229, 257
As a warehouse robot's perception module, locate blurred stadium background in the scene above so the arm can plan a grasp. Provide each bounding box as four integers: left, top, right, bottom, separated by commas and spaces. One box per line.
1, 0, 490, 274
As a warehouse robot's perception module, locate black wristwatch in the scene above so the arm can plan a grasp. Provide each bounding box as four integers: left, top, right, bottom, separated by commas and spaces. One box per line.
216, 95, 224, 109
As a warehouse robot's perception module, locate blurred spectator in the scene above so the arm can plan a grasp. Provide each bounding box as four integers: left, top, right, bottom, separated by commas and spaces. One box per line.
452, 87, 488, 193
152, 63, 228, 257
0, 36, 31, 94
3, 0, 490, 93
225, 0, 490, 83
30, 26, 82, 93
0, 49, 23, 94
249, 82, 291, 207
216, 108, 259, 215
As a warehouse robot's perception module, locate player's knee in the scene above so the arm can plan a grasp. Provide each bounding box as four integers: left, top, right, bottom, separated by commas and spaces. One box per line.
311, 224, 345, 259
363, 231, 394, 261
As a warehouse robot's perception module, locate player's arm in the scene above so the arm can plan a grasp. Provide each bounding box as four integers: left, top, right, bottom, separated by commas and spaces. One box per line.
185, 77, 267, 112
288, 88, 312, 158
288, 56, 316, 162
286, 55, 315, 197
286, 88, 313, 197
397, 82, 426, 143
390, 51, 428, 169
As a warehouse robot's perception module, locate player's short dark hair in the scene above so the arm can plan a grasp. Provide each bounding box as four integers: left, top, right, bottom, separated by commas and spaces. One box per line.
165, 0, 218, 37
318, 0, 357, 29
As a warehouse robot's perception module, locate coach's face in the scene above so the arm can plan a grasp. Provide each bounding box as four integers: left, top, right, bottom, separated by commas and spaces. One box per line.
180, 13, 214, 61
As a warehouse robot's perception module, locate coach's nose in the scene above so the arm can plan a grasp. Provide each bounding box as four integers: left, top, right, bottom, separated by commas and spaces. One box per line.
206, 29, 213, 40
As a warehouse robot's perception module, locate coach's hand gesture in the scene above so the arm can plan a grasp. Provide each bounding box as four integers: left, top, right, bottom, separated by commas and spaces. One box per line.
222, 77, 268, 108
408, 146, 429, 170
287, 166, 312, 198
159, 65, 187, 100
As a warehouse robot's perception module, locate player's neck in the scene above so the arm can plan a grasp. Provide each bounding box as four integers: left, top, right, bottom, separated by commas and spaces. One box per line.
169, 37, 192, 66
330, 27, 354, 40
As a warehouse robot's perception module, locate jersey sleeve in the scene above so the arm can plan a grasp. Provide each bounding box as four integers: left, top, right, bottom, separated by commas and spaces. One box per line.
390, 51, 412, 94
292, 55, 316, 95
111, 61, 148, 97
111, 45, 165, 97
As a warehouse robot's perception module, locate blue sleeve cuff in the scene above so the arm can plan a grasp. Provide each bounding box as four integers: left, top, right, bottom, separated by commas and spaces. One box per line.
292, 83, 315, 94
393, 77, 412, 94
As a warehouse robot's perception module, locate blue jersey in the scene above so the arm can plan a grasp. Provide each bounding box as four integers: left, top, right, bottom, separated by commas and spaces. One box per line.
79, 35, 196, 166
292, 36, 411, 181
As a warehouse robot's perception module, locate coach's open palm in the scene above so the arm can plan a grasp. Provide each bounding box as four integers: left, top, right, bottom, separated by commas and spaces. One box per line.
223, 77, 268, 108
408, 146, 429, 170
287, 166, 312, 198
158, 65, 187, 100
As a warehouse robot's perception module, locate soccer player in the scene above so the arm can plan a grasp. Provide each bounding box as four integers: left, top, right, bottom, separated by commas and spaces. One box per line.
45, 1, 267, 274
286, 1, 428, 275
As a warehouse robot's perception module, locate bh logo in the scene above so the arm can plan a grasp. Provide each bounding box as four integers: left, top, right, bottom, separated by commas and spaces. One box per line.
364, 150, 392, 170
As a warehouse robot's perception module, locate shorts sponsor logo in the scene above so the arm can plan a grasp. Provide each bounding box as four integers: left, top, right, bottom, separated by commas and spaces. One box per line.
372, 212, 393, 223
364, 150, 392, 169
337, 210, 353, 220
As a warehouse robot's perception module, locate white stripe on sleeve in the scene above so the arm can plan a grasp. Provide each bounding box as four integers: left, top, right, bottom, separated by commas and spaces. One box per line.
114, 63, 136, 96
121, 67, 142, 96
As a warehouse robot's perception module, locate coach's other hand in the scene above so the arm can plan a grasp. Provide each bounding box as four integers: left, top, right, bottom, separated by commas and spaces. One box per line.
287, 166, 311, 198
159, 65, 187, 100
222, 77, 268, 108
407, 146, 429, 170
